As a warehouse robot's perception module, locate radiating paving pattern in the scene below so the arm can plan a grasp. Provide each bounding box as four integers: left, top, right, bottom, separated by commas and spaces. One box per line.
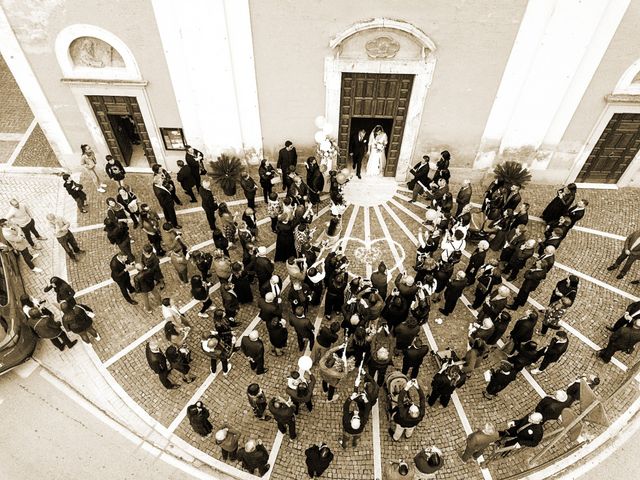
52, 173, 640, 480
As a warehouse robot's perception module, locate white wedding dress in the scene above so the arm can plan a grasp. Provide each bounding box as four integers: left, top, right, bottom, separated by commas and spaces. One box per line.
365, 130, 388, 176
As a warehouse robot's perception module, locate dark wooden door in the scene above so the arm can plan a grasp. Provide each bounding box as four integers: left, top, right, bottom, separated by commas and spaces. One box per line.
87, 95, 156, 166
108, 116, 133, 164
338, 73, 413, 176
577, 113, 640, 183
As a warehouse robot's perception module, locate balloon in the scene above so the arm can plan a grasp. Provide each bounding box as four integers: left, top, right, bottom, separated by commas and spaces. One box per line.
298, 355, 313, 372
314, 115, 327, 129
319, 139, 331, 151
322, 123, 334, 136
336, 173, 347, 184
314, 130, 326, 144
341, 168, 350, 177
319, 164, 327, 173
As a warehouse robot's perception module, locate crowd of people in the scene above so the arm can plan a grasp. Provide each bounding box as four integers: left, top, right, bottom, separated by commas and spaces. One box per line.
2, 141, 638, 479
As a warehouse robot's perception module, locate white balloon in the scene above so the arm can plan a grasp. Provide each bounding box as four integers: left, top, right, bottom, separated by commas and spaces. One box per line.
314, 130, 326, 144
322, 123, 334, 136
320, 139, 331, 151
298, 355, 313, 372
314, 115, 327, 129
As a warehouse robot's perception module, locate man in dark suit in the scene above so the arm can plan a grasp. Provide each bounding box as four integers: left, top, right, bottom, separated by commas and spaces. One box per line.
199, 178, 218, 231
465, 240, 489, 285
241, 330, 267, 374
146, 340, 178, 389
608, 228, 640, 279
440, 271, 467, 316
499, 224, 527, 263
185, 145, 204, 190
407, 155, 430, 191
480, 286, 510, 320
454, 179, 473, 216
110, 253, 137, 304
567, 200, 588, 228
499, 412, 544, 448
153, 177, 180, 228
240, 171, 259, 209
277, 140, 297, 192
349, 128, 367, 178
607, 300, 640, 331
176, 160, 197, 203
504, 185, 522, 211
531, 330, 568, 374
534, 391, 570, 422
258, 292, 282, 323
508, 261, 546, 310
537, 246, 556, 273
538, 228, 564, 256
599, 318, 640, 362
471, 260, 501, 309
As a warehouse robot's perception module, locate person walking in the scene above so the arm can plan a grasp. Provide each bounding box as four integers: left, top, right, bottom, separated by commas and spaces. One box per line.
105, 155, 126, 186
531, 330, 569, 374
60, 300, 100, 344
608, 229, 640, 279
62, 174, 88, 213
268, 395, 297, 439
290, 306, 315, 352
483, 361, 518, 399
46, 213, 83, 261
241, 330, 267, 374
187, 401, 213, 437
80, 144, 107, 192
459, 423, 499, 463
6, 199, 47, 248
0, 219, 43, 273
145, 339, 179, 389
26, 304, 77, 351
305, 443, 334, 479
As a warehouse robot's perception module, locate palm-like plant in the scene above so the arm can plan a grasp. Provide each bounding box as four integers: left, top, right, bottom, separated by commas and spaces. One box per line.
208, 154, 243, 196
493, 160, 531, 189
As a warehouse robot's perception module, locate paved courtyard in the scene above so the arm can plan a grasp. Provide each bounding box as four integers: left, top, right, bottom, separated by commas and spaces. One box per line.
3, 165, 640, 479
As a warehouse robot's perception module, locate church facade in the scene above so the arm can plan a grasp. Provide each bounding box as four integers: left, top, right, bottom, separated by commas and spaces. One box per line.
1, 0, 640, 186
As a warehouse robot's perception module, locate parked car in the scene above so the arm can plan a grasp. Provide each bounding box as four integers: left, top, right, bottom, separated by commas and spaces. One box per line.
0, 234, 37, 375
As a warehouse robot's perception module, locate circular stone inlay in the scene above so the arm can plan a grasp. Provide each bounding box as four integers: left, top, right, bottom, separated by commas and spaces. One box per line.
342, 176, 398, 206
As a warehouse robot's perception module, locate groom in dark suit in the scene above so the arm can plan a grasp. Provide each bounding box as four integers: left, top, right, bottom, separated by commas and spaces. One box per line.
349, 128, 367, 179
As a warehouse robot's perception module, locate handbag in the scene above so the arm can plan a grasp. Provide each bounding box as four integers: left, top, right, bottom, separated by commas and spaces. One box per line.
271, 175, 282, 185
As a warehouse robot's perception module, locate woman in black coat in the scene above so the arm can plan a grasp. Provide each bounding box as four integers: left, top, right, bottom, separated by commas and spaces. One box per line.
541, 183, 577, 223
275, 217, 296, 262
258, 158, 276, 203
485, 311, 512, 346
324, 271, 347, 318
506, 310, 538, 353
231, 262, 253, 303
44, 276, 76, 306
187, 402, 213, 437
549, 275, 579, 305
487, 209, 514, 251
306, 157, 324, 203
266, 317, 288, 355
190, 275, 213, 317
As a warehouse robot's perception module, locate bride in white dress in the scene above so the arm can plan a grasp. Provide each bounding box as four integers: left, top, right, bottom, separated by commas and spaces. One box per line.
365, 125, 388, 176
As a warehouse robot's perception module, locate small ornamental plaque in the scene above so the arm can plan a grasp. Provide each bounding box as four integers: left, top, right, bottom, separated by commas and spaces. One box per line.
365, 36, 401, 59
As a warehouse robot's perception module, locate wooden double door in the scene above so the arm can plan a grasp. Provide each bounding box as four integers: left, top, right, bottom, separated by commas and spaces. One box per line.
87, 95, 155, 166
577, 113, 640, 184
338, 73, 414, 177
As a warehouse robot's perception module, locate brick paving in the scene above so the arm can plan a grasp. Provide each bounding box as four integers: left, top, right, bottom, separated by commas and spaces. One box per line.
3, 159, 640, 479
0, 53, 33, 134
0, 140, 18, 163
12, 124, 61, 168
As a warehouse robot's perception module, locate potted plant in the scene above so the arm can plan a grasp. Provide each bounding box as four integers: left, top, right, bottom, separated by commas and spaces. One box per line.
208, 153, 243, 196
492, 160, 532, 189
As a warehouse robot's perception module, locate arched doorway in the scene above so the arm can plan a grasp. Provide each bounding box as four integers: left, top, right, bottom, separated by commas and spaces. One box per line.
325, 18, 436, 180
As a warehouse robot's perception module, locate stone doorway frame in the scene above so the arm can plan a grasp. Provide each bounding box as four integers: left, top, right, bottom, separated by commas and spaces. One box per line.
324, 18, 437, 182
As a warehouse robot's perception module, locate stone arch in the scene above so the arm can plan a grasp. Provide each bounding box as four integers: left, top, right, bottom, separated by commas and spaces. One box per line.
613, 58, 640, 95
55, 24, 141, 80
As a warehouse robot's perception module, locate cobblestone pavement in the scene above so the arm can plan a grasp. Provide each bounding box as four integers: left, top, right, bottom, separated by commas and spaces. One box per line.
12, 124, 61, 168
0, 54, 32, 134
4, 165, 640, 480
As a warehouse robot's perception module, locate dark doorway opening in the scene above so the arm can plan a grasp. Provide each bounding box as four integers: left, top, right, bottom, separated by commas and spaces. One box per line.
348, 117, 394, 159
108, 115, 141, 165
